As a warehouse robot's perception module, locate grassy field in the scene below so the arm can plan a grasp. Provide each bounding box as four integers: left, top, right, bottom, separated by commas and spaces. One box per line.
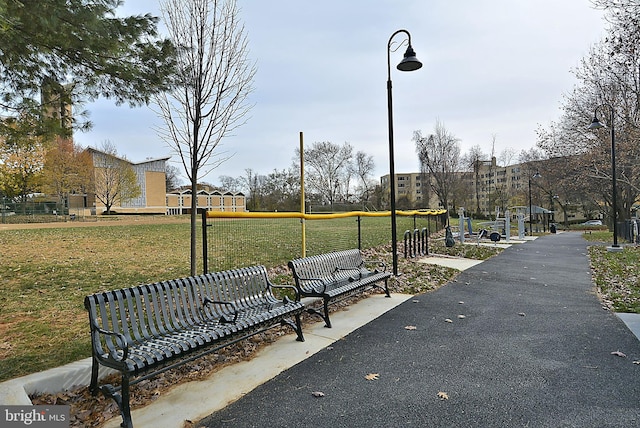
0, 218, 198, 382
2, 219, 636, 385
0, 215, 468, 382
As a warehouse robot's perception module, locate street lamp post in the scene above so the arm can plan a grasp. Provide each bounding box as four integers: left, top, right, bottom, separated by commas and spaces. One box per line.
588, 104, 622, 252
528, 171, 541, 236
387, 29, 422, 276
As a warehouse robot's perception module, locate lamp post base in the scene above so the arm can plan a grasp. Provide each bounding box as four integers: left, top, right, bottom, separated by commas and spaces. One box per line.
607, 245, 624, 253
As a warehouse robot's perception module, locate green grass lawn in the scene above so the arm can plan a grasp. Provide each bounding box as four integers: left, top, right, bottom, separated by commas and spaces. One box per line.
2, 219, 635, 384
0, 215, 455, 382
0, 222, 196, 382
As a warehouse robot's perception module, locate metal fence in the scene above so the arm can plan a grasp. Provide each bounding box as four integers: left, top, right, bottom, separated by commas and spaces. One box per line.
201, 210, 447, 272
619, 219, 640, 244
0, 197, 94, 224
1, 198, 61, 224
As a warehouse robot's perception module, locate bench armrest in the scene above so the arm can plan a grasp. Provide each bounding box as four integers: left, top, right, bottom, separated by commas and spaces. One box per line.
335, 266, 364, 281
203, 296, 238, 323
363, 259, 388, 273
89, 321, 129, 365
291, 274, 331, 294
271, 283, 302, 302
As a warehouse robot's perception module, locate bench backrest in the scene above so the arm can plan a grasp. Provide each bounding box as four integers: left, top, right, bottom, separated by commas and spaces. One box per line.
288, 249, 366, 292
85, 266, 273, 356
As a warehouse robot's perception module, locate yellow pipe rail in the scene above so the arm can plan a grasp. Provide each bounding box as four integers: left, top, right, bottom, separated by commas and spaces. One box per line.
206, 209, 447, 220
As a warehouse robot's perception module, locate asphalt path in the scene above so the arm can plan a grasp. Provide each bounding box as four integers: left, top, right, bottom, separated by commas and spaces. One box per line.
199, 232, 640, 427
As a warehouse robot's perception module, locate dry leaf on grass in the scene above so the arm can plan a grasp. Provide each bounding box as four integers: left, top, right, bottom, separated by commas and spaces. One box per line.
437, 391, 449, 400
365, 373, 380, 381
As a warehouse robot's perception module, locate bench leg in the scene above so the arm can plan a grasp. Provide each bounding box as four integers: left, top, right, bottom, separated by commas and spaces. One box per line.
307, 298, 332, 328
383, 278, 391, 298
120, 376, 133, 428
322, 299, 332, 328
89, 355, 100, 395
305, 298, 332, 328
281, 314, 305, 342
293, 313, 305, 342
101, 376, 133, 428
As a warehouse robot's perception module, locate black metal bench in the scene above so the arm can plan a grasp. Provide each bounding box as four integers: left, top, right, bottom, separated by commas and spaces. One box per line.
85, 265, 304, 428
288, 249, 391, 328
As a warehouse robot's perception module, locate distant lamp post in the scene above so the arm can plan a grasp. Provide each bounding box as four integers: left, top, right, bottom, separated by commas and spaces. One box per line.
387, 29, 422, 276
588, 104, 622, 252
528, 171, 541, 236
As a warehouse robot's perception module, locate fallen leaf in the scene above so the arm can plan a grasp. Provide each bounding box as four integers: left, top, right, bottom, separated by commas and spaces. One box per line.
311, 391, 325, 397
365, 373, 380, 381
444, 318, 453, 323
437, 391, 449, 400
404, 325, 417, 330
611, 351, 627, 358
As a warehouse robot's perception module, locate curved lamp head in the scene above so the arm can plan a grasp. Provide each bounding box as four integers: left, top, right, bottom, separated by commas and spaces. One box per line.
397, 45, 422, 72
588, 116, 605, 130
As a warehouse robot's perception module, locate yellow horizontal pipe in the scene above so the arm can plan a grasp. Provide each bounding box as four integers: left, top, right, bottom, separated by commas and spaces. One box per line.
206, 209, 447, 220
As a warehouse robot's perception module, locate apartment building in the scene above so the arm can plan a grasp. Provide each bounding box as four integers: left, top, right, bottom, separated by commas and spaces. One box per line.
380, 172, 440, 208
381, 157, 579, 224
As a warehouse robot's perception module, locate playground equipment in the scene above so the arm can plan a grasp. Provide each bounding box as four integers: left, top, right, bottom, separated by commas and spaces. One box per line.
476, 208, 512, 243
457, 207, 473, 243
517, 213, 525, 239
455, 207, 529, 246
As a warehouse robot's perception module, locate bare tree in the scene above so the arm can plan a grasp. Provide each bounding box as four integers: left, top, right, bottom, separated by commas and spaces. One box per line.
498, 148, 517, 167
165, 164, 182, 191
464, 144, 486, 216
240, 168, 262, 210
218, 175, 242, 192
297, 141, 354, 209
414, 120, 462, 213
352, 151, 375, 208
155, 0, 256, 274
91, 142, 140, 215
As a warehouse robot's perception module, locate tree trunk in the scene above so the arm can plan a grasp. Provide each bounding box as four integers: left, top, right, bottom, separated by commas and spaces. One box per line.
190, 151, 198, 276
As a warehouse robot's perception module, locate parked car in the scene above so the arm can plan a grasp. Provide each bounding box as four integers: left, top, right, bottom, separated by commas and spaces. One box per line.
582, 219, 603, 226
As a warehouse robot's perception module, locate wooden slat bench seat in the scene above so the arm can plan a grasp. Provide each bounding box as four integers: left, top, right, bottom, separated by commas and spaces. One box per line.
288, 249, 391, 328
85, 265, 304, 428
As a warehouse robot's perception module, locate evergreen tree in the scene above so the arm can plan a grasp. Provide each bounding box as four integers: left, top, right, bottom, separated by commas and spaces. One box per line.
0, 0, 176, 132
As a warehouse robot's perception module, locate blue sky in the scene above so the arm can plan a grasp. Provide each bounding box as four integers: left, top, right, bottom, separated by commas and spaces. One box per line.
73, 0, 606, 186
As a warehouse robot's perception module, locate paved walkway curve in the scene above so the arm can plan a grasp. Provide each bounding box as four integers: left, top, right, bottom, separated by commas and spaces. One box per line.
199, 232, 640, 427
